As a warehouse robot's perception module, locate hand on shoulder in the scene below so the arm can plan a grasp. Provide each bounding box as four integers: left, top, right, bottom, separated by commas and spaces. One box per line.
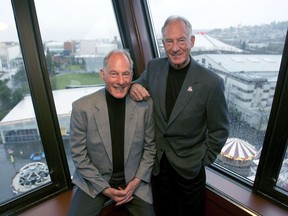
130, 83, 150, 101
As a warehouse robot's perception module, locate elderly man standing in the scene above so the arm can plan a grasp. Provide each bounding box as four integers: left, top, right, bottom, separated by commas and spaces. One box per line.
130, 16, 229, 216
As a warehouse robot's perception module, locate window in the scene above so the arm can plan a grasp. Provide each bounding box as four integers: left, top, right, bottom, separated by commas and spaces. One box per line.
34, 0, 123, 176
276, 143, 288, 192
0, 0, 51, 205
147, 0, 288, 208
1, 0, 287, 214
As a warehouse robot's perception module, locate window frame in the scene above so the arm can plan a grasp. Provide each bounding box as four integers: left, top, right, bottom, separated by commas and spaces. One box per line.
1, 0, 72, 214
1, 0, 287, 214
111, 0, 157, 79
254, 30, 288, 205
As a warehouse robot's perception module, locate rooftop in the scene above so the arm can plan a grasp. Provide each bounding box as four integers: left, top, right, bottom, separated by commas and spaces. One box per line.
193, 32, 243, 53
0, 86, 104, 124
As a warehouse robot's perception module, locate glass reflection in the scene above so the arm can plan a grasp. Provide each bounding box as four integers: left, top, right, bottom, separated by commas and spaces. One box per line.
276, 143, 288, 192
0, 0, 50, 204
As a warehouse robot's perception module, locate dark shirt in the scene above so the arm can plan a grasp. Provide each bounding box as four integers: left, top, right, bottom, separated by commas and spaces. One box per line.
165, 61, 190, 120
106, 90, 126, 188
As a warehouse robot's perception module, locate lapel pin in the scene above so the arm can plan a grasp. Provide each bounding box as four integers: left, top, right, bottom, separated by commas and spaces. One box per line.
187, 86, 193, 92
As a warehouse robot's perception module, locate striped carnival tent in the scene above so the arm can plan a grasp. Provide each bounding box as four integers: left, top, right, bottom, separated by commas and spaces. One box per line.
220, 138, 257, 161
216, 138, 258, 177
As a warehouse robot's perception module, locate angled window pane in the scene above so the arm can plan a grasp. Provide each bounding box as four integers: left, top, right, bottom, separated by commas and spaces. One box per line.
34, 0, 123, 175
147, 0, 288, 182
276, 142, 288, 192
0, 0, 50, 204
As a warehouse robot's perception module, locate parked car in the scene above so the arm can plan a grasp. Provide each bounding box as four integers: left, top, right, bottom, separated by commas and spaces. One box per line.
29, 152, 45, 161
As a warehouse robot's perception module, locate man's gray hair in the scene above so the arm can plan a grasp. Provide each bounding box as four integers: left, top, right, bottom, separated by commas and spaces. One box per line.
161, 15, 193, 38
103, 49, 134, 72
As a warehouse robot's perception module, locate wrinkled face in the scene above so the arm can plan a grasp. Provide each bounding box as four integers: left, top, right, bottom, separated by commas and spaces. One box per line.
100, 53, 133, 99
162, 20, 195, 69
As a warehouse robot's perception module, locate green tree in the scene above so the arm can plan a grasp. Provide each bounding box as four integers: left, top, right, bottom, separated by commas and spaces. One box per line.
0, 79, 12, 119
0, 79, 11, 103
11, 65, 28, 88
46, 48, 55, 77
11, 88, 25, 108
2, 66, 29, 119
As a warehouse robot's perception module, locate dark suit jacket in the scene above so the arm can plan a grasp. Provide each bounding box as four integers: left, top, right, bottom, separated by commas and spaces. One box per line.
136, 57, 229, 179
69, 88, 156, 203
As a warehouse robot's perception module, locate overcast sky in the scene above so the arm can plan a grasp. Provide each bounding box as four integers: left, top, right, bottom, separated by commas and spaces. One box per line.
1, 0, 287, 42
149, 0, 288, 32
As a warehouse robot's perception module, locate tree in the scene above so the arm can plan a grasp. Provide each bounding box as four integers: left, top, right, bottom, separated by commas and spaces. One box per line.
0, 80, 12, 120
10, 89, 25, 108
0, 79, 11, 103
0, 66, 28, 120
11, 65, 28, 88
241, 40, 246, 50
46, 48, 55, 77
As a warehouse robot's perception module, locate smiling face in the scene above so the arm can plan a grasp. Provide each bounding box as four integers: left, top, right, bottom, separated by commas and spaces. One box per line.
100, 52, 133, 99
162, 20, 195, 69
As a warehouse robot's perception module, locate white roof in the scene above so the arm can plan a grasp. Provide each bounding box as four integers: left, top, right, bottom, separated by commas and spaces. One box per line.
0, 86, 104, 124
199, 54, 282, 73
157, 32, 243, 53
45, 41, 64, 46
193, 54, 281, 82
193, 32, 243, 53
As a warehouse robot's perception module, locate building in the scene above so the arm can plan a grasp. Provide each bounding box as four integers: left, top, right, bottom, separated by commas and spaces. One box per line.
75, 40, 118, 72
193, 54, 282, 130
0, 86, 104, 157
44, 41, 64, 54
0, 42, 22, 78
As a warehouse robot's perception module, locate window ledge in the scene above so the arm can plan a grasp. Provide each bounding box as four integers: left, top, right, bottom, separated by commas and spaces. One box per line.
17, 168, 288, 216
205, 167, 288, 216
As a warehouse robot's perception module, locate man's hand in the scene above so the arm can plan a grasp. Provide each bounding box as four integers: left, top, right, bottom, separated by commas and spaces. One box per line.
130, 84, 150, 101
102, 178, 141, 206
102, 187, 131, 205
115, 178, 141, 206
